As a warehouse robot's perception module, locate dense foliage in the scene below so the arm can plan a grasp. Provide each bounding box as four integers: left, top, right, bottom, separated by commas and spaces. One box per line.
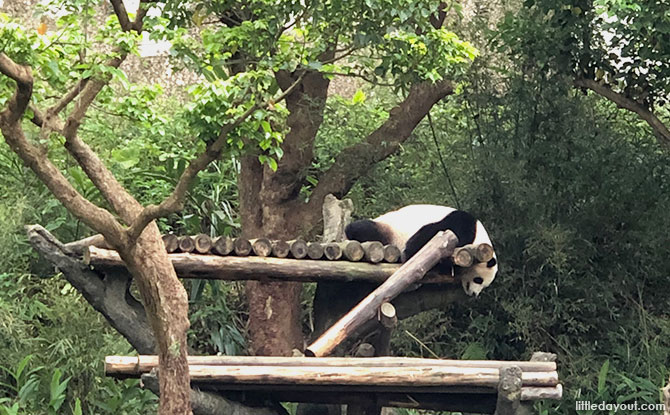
1, 0, 670, 414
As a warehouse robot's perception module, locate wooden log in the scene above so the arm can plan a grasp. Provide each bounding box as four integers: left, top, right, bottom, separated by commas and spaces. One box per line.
452, 247, 474, 267
115, 364, 557, 388
306, 231, 458, 357
84, 247, 458, 284
520, 384, 563, 400
211, 236, 234, 256
475, 243, 495, 263
323, 243, 343, 261
339, 241, 364, 262
161, 234, 179, 253
306, 242, 324, 260
178, 235, 195, 253
250, 238, 272, 257
361, 241, 384, 263
288, 239, 308, 259
516, 351, 560, 415
63, 233, 111, 255
271, 240, 290, 258
193, 234, 212, 254
383, 245, 401, 263
375, 302, 397, 357
233, 238, 252, 256
105, 355, 557, 374
494, 366, 522, 415
452, 243, 495, 266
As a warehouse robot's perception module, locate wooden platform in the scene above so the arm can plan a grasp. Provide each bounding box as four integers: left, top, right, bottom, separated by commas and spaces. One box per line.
105, 355, 562, 412
84, 247, 458, 284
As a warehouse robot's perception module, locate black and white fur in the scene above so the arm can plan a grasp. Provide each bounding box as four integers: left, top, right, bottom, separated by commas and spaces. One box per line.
345, 205, 498, 296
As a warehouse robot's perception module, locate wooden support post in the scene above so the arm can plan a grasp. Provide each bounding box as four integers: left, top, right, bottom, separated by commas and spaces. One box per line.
494, 366, 522, 415
305, 231, 458, 357
375, 302, 397, 357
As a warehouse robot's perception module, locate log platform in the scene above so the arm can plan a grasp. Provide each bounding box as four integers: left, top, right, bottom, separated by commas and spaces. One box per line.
84, 236, 494, 285
105, 355, 562, 412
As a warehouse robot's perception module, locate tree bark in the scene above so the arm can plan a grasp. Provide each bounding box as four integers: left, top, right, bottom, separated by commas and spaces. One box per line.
239, 66, 333, 356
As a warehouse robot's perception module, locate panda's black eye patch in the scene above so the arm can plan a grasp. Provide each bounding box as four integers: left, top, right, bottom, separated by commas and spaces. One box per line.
473, 277, 484, 284
487, 258, 497, 268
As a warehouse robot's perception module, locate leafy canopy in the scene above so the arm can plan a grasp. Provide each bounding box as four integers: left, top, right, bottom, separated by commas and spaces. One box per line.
497, 0, 670, 108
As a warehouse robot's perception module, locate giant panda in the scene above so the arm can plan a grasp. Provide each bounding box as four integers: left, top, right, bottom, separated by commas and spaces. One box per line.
345, 204, 498, 297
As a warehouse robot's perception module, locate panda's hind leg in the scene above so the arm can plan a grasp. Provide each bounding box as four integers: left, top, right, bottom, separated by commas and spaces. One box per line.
345, 219, 391, 245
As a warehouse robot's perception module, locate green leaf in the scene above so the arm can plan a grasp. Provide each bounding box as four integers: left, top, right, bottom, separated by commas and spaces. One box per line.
352, 89, 366, 104
597, 359, 609, 394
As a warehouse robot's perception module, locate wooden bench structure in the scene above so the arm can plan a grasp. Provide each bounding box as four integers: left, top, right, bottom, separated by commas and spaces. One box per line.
88, 229, 563, 414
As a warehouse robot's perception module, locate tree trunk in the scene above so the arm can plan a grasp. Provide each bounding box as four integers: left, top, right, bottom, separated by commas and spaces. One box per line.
119, 223, 192, 414
239, 67, 331, 356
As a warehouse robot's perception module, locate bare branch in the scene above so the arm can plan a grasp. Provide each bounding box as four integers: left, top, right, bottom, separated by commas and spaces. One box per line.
306, 79, 454, 217
574, 78, 670, 148
126, 73, 307, 241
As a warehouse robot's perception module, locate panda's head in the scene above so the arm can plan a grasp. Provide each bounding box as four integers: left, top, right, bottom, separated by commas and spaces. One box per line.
457, 256, 498, 297
457, 220, 498, 297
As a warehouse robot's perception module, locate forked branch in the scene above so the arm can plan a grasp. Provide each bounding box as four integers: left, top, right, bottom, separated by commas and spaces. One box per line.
0, 54, 126, 244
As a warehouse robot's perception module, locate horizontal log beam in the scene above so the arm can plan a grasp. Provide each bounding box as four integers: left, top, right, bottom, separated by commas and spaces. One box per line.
106, 363, 558, 388
105, 355, 557, 373
184, 365, 558, 388
85, 247, 458, 284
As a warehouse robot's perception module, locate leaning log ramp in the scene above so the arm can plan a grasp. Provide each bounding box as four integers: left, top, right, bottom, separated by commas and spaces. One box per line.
97, 231, 562, 413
